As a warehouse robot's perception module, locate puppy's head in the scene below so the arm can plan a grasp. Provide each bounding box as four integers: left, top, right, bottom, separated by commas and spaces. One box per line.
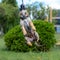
20, 10, 28, 16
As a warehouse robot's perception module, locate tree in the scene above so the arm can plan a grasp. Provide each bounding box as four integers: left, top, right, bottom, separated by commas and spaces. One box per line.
26, 2, 57, 20
0, 3, 19, 33
26, 2, 47, 20
2, 0, 17, 7
52, 9, 57, 17
36, 3, 46, 20
26, 4, 31, 15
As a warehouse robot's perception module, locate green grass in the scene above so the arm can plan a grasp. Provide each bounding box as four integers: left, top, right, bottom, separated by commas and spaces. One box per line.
55, 33, 60, 41
0, 33, 60, 60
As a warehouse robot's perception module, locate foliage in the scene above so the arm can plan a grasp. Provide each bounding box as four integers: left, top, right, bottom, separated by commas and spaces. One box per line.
26, 2, 47, 20
0, 3, 19, 33
4, 20, 56, 52
26, 2, 57, 20
52, 9, 58, 17
2, 0, 17, 7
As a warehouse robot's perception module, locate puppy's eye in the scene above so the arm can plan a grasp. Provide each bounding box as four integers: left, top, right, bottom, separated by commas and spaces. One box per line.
20, 13, 22, 15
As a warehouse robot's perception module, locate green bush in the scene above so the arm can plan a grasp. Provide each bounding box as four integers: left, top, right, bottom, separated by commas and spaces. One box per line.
4, 20, 56, 52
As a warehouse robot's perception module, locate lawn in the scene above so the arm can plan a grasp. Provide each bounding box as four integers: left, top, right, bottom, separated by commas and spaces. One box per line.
0, 33, 60, 60
55, 33, 60, 41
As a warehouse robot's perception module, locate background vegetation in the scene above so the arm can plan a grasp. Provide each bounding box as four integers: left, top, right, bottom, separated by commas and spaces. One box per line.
0, 0, 58, 34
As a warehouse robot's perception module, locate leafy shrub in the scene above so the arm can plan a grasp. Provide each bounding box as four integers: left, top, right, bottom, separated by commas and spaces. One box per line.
4, 20, 56, 52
